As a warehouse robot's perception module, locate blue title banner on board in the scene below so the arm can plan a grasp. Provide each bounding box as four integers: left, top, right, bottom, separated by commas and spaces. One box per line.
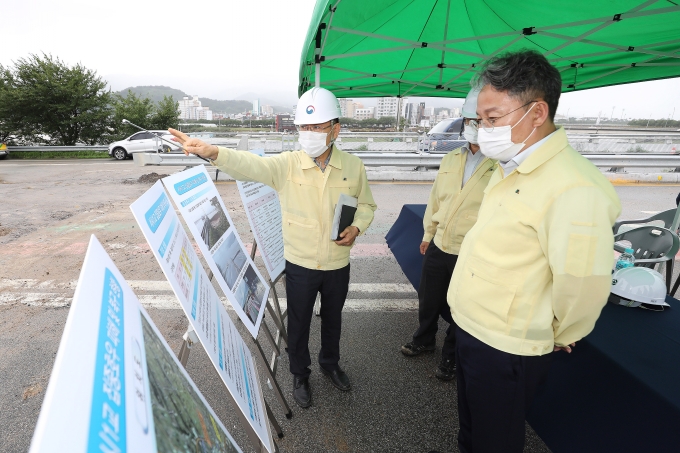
174, 172, 208, 196
144, 192, 170, 233
88, 268, 127, 453
158, 218, 177, 258
180, 187, 210, 207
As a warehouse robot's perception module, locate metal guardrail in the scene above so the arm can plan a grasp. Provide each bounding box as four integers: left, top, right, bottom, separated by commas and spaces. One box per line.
132, 150, 680, 169
585, 154, 680, 168
7, 130, 680, 154
132, 151, 445, 167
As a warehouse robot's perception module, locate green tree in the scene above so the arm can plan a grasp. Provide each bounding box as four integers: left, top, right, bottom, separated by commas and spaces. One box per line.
110, 90, 156, 140
0, 65, 21, 144
150, 95, 179, 130
109, 92, 179, 141
10, 54, 112, 145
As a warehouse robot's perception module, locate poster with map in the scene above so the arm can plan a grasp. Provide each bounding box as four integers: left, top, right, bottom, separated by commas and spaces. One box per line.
130, 182, 273, 452
161, 166, 270, 338
29, 235, 243, 453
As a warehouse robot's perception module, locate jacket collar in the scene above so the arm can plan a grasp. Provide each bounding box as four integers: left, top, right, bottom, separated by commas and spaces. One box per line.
328, 144, 343, 170
300, 144, 342, 170
516, 126, 568, 175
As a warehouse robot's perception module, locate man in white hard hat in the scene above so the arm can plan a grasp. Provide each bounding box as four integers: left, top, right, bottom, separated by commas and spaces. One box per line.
168, 87, 377, 409
400, 87, 496, 381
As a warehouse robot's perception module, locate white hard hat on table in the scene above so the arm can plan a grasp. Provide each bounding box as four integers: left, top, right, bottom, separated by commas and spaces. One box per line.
609, 267, 669, 310
294, 87, 342, 125
461, 85, 481, 119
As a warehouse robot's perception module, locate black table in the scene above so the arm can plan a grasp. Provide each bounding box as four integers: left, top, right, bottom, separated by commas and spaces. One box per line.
528, 298, 680, 452
385, 204, 427, 291
386, 204, 680, 451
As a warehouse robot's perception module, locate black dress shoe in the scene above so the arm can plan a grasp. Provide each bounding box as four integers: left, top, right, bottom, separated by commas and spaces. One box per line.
293, 376, 311, 408
435, 358, 456, 381
401, 341, 436, 356
320, 366, 351, 391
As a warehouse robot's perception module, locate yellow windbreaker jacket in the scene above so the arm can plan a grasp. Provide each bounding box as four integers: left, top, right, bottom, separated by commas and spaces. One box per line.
212, 145, 377, 271
448, 128, 621, 356
423, 148, 496, 254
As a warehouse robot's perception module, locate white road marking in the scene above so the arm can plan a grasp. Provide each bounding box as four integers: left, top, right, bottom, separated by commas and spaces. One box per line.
126, 280, 414, 294
128, 280, 174, 291
0, 278, 417, 311
1, 279, 415, 293
350, 283, 414, 293
640, 211, 660, 214
0, 292, 71, 307
0, 279, 77, 290
0, 292, 417, 311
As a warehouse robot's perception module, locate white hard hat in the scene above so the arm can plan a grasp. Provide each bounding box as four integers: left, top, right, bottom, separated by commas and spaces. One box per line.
609, 267, 669, 310
461, 85, 481, 119
294, 87, 342, 125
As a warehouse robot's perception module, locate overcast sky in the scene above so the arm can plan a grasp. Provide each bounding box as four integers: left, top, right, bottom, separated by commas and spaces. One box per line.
3, 0, 679, 119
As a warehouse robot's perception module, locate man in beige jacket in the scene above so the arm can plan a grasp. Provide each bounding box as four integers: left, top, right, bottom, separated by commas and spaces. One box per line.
401, 87, 495, 381
169, 87, 377, 409
447, 50, 621, 452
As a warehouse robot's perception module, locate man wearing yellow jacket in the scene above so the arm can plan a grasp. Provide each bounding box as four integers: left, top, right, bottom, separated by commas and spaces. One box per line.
448, 50, 621, 453
168, 87, 377, 409
401, 87, 495, 382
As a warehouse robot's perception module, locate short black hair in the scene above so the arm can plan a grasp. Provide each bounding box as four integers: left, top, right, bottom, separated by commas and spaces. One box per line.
477, 49, 561, 121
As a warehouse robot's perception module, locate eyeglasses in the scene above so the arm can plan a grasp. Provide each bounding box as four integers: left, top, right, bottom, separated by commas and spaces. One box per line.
464, 119, 479, 128
479, 101, 536, 133
296, 121, 336, 133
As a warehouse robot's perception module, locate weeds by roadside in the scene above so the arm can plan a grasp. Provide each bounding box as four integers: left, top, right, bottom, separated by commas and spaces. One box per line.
8, 151, 110, 159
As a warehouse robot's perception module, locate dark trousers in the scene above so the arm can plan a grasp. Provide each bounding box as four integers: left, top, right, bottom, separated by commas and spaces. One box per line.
456, 328, 553, 453
412, 241, 458, 361
285, 260, 350, 379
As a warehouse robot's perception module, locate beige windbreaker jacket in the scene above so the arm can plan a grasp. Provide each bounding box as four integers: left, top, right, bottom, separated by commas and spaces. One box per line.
448, 128, 621, 356
212, 145, 377, 271
423, 147, 496, 254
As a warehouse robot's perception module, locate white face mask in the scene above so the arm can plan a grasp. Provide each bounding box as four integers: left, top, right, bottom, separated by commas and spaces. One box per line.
298, 130, 333, 158
478, 102, 537, 162
463, 122, 478, 145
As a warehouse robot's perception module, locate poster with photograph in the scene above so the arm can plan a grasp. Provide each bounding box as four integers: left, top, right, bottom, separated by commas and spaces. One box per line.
130, 183, 273, 452
29, 235, 243, 453
236, 179, 285, 281
161, 166, 269, 338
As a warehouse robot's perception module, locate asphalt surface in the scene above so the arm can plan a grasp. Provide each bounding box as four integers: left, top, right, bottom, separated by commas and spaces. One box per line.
2, 158, 680, 453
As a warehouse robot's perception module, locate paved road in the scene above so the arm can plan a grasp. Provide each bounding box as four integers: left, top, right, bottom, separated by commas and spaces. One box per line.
2, 159, 679, 453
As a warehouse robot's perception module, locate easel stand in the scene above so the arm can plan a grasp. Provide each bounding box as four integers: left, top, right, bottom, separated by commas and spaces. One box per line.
249, 240, 289, 390
177, 326, 280, 453
175, 239, 292, 452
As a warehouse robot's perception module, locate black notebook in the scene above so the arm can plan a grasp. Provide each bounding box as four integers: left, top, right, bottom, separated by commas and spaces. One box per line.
331, 193, 358, 241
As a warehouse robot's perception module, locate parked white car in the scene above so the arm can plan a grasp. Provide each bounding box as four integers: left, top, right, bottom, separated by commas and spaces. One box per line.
108, 130, 180, 160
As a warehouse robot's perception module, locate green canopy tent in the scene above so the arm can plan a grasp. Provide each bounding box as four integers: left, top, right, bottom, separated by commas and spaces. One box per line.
298, 0, 680, 99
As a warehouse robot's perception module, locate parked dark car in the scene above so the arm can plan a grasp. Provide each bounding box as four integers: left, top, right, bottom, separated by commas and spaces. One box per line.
418, 118, 467, 153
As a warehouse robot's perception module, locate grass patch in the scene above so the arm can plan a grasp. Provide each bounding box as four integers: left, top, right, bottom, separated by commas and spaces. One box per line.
9, 151, 110, 159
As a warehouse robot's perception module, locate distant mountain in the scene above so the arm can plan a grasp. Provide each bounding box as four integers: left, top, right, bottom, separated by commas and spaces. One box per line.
117, 86, 187, 104
116, 85, 293, 115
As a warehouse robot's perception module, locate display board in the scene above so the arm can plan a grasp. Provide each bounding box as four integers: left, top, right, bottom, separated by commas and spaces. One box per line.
29, 235, 243, 453
130, 182, 273, 452
236, 179, 285, 281
161, 166, 270, 339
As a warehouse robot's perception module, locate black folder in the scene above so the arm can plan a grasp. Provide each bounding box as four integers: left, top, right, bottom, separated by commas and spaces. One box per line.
334, 205, 357, 241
